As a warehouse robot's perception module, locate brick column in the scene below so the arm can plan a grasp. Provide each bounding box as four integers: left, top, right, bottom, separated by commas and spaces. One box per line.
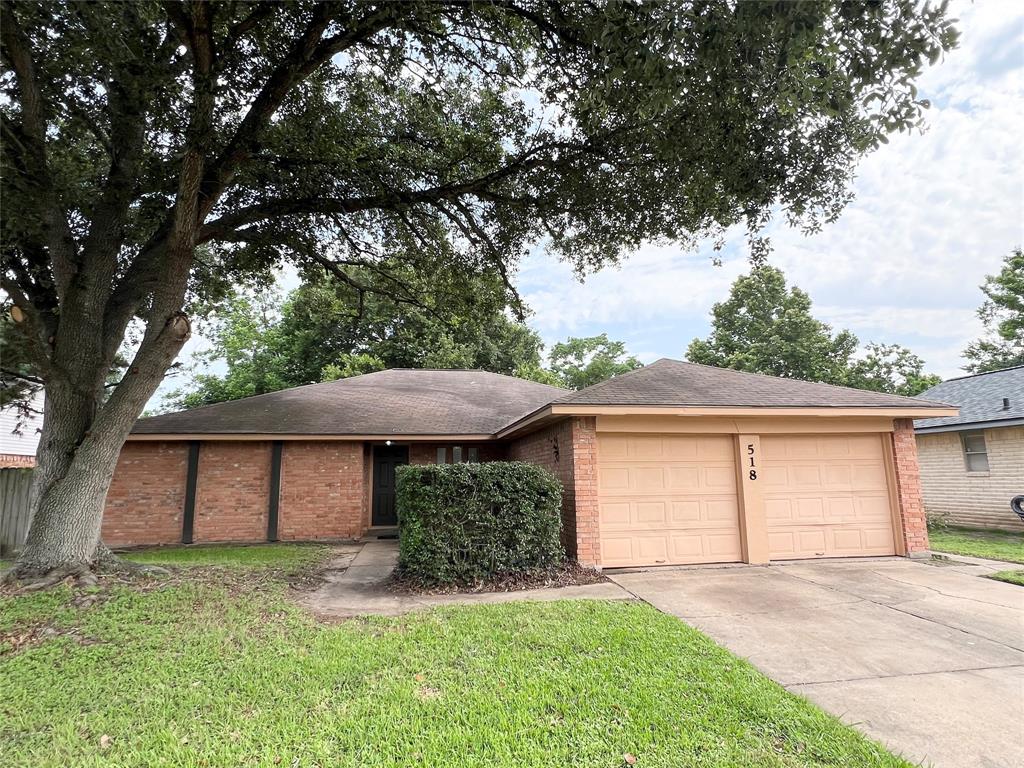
570, 417, 601, 569
891, 419, 930, 556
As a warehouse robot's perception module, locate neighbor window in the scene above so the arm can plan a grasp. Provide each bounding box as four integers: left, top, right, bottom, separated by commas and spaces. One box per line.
961, 431, 989, 472
435, 447, 447, 464
468, 446, 479, 463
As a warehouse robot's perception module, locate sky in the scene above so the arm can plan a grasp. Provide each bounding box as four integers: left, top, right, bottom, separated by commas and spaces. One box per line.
516, 0, 1024, 379
160, 0, 1024, 407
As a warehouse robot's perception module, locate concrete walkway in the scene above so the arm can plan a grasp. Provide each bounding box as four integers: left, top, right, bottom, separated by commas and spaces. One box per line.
302, 540, 632, 618
608, 556, 1024, 768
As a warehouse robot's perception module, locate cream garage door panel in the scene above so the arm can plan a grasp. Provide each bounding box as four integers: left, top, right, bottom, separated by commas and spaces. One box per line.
761, 434, 895, 560
598, 434, 742, 567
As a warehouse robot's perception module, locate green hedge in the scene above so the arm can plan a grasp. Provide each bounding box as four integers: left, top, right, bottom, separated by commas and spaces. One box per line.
395, 461, 564, 584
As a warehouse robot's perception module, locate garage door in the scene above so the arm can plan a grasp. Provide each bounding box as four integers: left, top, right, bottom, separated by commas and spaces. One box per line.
597, 434, 742, 567
761, 434, 895, 560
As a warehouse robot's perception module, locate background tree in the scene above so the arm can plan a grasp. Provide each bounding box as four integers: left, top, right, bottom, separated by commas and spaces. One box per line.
686, 265, 858, 384
167, 273, 545, 409
846, 343, 942, 397
687, 265, 940, 393
0, 0, 957, 581
963, 248, 1024, 373
547, 334, 643, 390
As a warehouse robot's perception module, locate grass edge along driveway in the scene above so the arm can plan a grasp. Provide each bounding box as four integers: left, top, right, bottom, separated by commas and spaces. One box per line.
928, 526, 1024, 565
1, 545, 911, 767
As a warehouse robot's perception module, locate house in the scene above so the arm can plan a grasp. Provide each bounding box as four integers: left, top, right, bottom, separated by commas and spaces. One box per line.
914, 366, 1024, 532
104, 359, 956, 568
0, 390, 43, 468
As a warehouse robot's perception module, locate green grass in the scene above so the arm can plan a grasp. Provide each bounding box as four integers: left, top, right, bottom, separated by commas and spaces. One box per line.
122, 542, 329, 569
986, 569, 1024, 587
0, 552, 908, 767
928, 526, 1024, 564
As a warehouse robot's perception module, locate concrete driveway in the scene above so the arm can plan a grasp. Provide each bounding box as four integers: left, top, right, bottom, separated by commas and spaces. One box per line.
608, 558, 1024, 768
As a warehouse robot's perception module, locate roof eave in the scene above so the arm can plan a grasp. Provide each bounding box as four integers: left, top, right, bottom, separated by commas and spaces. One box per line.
496, 403, 959, 439
126, 432, 497, 442
914, 416, 1024, 434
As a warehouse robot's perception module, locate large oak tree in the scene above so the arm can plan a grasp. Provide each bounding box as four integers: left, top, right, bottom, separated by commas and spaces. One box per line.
0, 0, 956, 581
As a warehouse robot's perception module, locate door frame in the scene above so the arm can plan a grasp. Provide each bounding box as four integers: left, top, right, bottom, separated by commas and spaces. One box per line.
370, 443, 409, 527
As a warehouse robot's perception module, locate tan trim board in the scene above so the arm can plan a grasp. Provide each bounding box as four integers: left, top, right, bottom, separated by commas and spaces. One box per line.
596, 415, 901, 435
495, 406, 556, 439
126, 433, 495, 442
553, 405, 958, 418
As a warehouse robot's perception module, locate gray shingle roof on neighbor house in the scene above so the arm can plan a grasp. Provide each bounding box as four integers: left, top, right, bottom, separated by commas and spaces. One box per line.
555, 358, 955, 409
133, 369, 566, 436
914, 366, 1024, 433
133, 358, 954, 437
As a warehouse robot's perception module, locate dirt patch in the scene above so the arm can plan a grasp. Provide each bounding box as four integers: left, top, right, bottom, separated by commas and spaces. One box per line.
384, 563, 607, 596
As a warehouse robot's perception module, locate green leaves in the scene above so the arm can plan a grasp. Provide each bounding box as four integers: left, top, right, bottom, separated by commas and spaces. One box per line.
964, 248, 1024, 373
395, 462, 564, 585
687, 264, 940, 394
547, 334, 643, 391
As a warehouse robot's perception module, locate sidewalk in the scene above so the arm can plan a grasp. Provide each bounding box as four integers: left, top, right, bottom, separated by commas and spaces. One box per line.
301, 540, 632, 618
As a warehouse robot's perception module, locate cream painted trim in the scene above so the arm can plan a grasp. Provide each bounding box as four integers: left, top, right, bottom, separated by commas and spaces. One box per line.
880, 434, 907, 557
735, 434, 769, 564
554, 405, 957, 418
495, 406, 555, 439
596, 415, 902, 435
127, 433, 494, 442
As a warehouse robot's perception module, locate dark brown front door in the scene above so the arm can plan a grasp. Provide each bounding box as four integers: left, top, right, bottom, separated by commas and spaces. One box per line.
371, 445, 408, 526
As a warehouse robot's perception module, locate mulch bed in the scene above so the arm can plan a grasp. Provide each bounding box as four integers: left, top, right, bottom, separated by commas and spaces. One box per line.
383, 562, 608, 596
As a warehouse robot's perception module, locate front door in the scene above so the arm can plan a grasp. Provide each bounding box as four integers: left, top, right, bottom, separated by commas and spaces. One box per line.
372, 445, 408, 526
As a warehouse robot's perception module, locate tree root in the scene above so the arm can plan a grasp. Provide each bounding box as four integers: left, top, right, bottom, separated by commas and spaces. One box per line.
1, 547, 170, 593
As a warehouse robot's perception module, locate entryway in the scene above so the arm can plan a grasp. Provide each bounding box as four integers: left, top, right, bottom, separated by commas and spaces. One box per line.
371, 444, 408, 527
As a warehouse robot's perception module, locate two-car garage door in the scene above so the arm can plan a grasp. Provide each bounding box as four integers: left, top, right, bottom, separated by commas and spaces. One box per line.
597, 432, 896, 567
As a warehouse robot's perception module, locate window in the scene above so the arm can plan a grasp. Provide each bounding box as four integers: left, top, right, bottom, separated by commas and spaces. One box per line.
961, 431, 989, 472
435, 447, 447, 464
452, 446, 462, 463
468, 446, 479, 463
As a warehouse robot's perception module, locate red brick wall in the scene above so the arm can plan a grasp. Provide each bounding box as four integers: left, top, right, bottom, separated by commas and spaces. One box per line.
508, 417, 600, 568
279, 441, 365, 540
193, 442, 272, 543
891, 418, 930, 556
102, 442, 189, 546
407, 442, 507, 465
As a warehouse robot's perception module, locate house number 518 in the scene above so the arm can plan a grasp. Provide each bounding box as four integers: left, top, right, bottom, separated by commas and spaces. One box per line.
747, 443, 757, 481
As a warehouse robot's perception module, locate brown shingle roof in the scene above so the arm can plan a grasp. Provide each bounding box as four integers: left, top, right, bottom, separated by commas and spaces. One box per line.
556, 358, 954, 409
133, 359, 953, 438
132, 369, 566, 436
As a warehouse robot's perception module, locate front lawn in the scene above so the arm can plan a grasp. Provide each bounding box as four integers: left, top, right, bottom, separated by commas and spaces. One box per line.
122, 541, 329, 569
986, 570, 1024, 587
1, 549, 908, 767
928, 526, 1024, 564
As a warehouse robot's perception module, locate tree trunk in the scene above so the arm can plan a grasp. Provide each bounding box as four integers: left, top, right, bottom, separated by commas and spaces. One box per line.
10, 314, 192, 580
15, 383, 125, 573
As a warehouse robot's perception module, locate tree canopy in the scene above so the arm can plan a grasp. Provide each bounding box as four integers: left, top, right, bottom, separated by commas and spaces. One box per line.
167, 274, 546, 409
0, 0, 958, 576
547, 333, 643, 390
963, 248, 1024, 373
687, 264, 939, 395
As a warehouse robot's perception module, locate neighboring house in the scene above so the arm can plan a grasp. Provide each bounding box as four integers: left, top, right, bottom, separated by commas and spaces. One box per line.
0, 390, 43, 468
914, 366, 1024, 532
106, 359, 955, 568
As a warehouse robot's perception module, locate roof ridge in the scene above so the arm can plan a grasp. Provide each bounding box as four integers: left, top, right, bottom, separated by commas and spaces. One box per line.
678, 358, 948, 405
929, 364, 1024, 384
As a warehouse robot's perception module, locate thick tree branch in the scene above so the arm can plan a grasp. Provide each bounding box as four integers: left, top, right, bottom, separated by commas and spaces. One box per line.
196, 3, 408, 220
0, 5, 78, 300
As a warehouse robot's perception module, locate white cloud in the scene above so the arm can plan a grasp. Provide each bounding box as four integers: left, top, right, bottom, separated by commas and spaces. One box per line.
519, 0, 1024, 379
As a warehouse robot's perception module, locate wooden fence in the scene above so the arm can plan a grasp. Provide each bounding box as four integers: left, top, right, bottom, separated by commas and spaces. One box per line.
0, 468, 33, 557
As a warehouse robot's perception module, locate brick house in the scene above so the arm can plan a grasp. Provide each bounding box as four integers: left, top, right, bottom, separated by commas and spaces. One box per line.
914, 366, 1024, 532
105, 359, 955, 568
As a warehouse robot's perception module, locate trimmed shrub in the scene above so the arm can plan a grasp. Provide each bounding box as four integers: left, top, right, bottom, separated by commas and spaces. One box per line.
395, 461, 564, 584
